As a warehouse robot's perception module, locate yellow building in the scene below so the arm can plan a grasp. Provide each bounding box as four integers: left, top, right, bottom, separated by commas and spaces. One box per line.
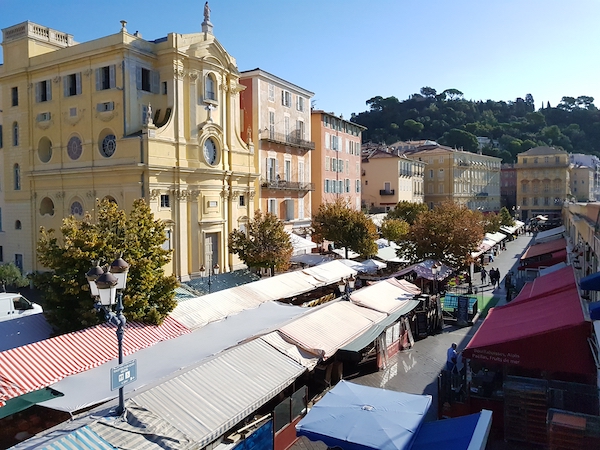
405, 144, 501, 211
360, 149, 425, 212
239, 69, 314, 232
310, 111, 365, 212
0, 14, 256, 279
515, 146, 570, 221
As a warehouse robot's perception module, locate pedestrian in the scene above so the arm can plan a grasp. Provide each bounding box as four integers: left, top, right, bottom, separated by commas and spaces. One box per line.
480, 267, 487, 285
489, 268, 497, 288
495, 269, 501, 288
446, 343, 458, 372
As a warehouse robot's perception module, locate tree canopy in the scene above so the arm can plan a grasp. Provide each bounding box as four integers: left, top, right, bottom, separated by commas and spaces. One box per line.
396, 201, 484, 268
35, 199, 178, 333
0, 263, 29, 292
228, 210, 293, 275
380, 218, 410, 244
386, 201, 429, 225
352, 88, 600, 161
312, 199, 378, 259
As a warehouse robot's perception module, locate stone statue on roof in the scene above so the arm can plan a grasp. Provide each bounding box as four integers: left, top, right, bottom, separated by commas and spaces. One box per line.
204, 2, 211, 22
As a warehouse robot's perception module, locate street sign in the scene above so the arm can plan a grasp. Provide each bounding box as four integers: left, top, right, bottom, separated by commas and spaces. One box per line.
110, 360, 137, 391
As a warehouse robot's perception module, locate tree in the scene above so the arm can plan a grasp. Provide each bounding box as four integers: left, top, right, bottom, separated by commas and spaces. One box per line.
403, 119, 424, 134
312, 199, 378, 259
380, 218, 409, 244
229, 210, 293, 275
397, 201, 484, 268
498, 207, 515, 227
439, 128, 479, 152
420, 87, 437, 98
481, 211, 502, 234
35, 199, 178, 333
0, 263, 29, 292
387, 201, 429, 225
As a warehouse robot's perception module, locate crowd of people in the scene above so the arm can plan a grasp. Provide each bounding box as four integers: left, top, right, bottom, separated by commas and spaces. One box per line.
479, 267, 501, 288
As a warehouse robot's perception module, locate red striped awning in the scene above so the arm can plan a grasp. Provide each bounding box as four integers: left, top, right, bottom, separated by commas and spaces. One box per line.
0, 316, 189, 406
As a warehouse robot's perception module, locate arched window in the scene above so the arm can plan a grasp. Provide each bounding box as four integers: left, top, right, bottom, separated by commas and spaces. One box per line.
40, 197, 55, 216
38, 136, 52, 163
13, 164, 20, 190
12, 122, 18, 147
15, 220, 22, 230
205, 74, 216, 101
70, 200, 84, 216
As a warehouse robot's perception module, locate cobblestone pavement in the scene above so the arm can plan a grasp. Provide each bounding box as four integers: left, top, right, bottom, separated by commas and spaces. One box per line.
289, 233, 535, 450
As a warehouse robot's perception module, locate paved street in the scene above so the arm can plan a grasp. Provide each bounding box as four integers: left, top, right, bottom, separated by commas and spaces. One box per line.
291, 232, 535, 450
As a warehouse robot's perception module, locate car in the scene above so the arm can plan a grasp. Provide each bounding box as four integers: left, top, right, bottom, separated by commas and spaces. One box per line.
0, 293, 43, 322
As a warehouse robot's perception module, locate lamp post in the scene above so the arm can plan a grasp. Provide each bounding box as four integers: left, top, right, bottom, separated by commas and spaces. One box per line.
337, 275, 356, 301
200, 262, 220, 293
431, 263, 440, 296
86, 255, 129, 416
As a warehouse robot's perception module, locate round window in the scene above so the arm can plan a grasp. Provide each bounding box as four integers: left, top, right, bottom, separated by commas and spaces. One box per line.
70, 201, 83, 216
67, 136, 83, 160
101, 134, 116, 157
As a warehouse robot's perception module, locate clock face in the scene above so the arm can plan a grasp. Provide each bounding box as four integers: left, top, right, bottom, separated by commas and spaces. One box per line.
204, 138, 218, 165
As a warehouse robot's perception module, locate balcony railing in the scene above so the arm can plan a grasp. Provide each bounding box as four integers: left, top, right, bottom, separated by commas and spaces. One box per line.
261, 178, 315, 192
380, 189, 395, 196
259, 129, 315, 150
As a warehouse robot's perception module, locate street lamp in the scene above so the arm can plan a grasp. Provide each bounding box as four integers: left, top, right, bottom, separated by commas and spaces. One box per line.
431, 263, 440, 295
337, 275, 356, 301
86, 255, 130, 416
200, 262, 220, 293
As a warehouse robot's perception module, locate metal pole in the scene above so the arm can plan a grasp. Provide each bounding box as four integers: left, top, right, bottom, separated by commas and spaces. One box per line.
115, 291, 126, 416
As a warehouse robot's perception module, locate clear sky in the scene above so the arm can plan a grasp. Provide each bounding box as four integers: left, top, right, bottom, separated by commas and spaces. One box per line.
2, 0, 599, 118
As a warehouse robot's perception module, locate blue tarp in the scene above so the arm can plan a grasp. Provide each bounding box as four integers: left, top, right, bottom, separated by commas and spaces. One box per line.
580, 271, 600, 291
0, 313, 53, 352
411, 410, 493, 450
589, 302, 600, 320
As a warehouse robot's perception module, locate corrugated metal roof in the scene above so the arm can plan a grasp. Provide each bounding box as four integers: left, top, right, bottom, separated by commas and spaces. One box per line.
0, 317, 189, 407
279, 301, 386, 359
131, 338, 305, 448
38, 425, 116, 450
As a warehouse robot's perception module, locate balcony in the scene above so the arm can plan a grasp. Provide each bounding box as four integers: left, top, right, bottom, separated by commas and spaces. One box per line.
259, 129, 315, 150
380, 189, 395, 196
261, 178, 315, 192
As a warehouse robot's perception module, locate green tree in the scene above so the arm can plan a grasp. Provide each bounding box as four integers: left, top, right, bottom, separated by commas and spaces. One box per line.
229, 210, 293, 275
439, 128, 479, 152
312, 199, 378, 259
387, 201, 429, 225
403, 119, 424, 134
397, 201, 484, 268
498, 207, 515, 227
420, 87, 437, 98
35, 199, 178, 333
380, 218, 409, 244
0, 263, 29, 292
481, 211, 502, 234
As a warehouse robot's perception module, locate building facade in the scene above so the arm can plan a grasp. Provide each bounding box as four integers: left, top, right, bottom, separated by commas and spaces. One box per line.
570, 164, 595, 202
310, 111, 364, 212
239, 69, 314, 232
570, 153, 600, 202
0, 15, 256, 279
515, 146, 570, 221
360, 150, 425, 212
500, 163, 517, 214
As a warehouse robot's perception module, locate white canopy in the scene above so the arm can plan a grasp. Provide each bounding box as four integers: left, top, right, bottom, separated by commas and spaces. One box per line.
349, 279, 416, 314
287, 230, 317, 256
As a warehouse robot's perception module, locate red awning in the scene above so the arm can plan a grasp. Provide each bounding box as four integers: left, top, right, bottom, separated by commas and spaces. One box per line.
463, 266, 595, 375
520, 238, 566, 260
0, 317, 189, 407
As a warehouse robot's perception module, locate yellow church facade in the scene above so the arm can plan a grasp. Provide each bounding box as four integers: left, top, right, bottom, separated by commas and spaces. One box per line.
0, 16, 256, 280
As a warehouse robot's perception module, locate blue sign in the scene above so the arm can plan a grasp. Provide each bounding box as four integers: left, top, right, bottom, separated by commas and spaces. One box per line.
110, 360, 137, 391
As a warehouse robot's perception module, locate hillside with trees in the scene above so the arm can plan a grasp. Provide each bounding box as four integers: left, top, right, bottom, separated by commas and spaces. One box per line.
351, 88, 600, 163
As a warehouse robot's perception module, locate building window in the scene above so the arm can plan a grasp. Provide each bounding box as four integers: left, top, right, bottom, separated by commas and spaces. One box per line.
325, 156, 330, 171
296, 96, 305, 112
285, 199, 294, 221
0, 246, 3, 262
13, 122, 19, 146
40, 197, 55, 216
35, 80, 52, 102
523, 158, 528, 164
162, 82, 167, 95
162, 229, 172, 251
281, 90, 291, 107
269, 111, 275, 139
268, 198, 277, 214
11, 87, 18, 106
96, 65, 116, 90
239, 195, 245, 207
331, 135, 339, 151
67, 136, 83, 160
70, 201, 84, 216
100, 134, 117, 158
267, 157, 277, 181
64, 72, 82, 96
137, 67, 159, 93
298, 161, 305, 184
297, 120, 305, 141
15, 220, 22, 230
534, 157, 538, 164
356, 179, 360, 193
325, 179, 330, 193
429, 169, 433, 179
205, 74, 216, 101
13, 164, 20, 190
268, 83, 274, 101
544, 156, 549, 163
555, 156, 560, 163
38, 136, 52, 163
160, 194, 170, 208
284, 160, 291, 182
0, 125, 3, 148
298, 198, 304, 220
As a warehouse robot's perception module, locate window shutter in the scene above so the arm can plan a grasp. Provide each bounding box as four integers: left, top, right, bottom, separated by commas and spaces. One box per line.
75, 72, 82, 95
63, 77, 69, 97
109, 65, 116, 88
35, 83, 41, 102
142, 105, 148, 124
136, 66, 142, 90
275, 159, 279, 178
46, 80, 52, 101
325, 132, 330, 149
286, 199, 294, 220
281, 90, 285, 106
151, 70, 160, 94
95, 68, 102, 91
325, 156, 329, 171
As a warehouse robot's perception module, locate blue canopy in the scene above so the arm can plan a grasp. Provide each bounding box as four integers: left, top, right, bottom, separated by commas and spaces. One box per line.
589, 302, 600, 320
296, 380, 431, 450
411, 410, 493, 450
580, 271, 600, 291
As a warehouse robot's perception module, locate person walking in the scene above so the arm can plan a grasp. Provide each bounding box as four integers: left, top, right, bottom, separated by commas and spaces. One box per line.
489, 268, 497, 288
495, 268, 501, 288
446, 343, 458, 372
480, 267, 487, 285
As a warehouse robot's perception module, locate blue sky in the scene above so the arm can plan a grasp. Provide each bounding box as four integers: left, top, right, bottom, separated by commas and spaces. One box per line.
2, 0, 599, 118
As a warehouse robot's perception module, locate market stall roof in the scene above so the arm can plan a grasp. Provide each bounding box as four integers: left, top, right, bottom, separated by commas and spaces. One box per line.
290, 253, 334, 266
534, 225, 565, 243
332, 247, 360, 259
580, 270, 600, 291
463, 266, 595, 375
518, 249, 567, 270
538, 262, 568, 276
287, 230, 317, 256
520, 237, 566, 260
500, 220, 525, 235
0, 313, 54, 352
0, 317, 189, 408
339, 258, 387, 274
386, 277, 422, 295
410, 410, 493, 450
39, 302, 309, 413
485, 231, 507, 244
279, 301, 386, 360
296, 380, 431, 450
374, 238, 407, 263
349, 279, 417, 314
395, 259, 454, 281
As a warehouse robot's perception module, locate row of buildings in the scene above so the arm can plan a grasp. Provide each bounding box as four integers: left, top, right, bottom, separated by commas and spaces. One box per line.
0, 13, 596, 281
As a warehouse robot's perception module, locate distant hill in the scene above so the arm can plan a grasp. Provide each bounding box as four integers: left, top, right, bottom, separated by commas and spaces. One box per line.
350, 88, 600, 163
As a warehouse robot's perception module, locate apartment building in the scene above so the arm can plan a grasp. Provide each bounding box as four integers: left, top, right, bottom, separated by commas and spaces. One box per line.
570, 164, 594, 202
360, 149, 425, 212
239, 69, 314, 231
570, 153, 600, 202
311, 111, 365, 211
0, 15, 256, 278
500, 163, 517, 213
515, 146, 570, 221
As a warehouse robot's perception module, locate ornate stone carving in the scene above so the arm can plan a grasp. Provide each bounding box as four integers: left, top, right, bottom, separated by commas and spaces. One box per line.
248, 190, 256, 199
189, 71, 198, 81
35, 119, 53, 130
55, 191, 65, 199
83, 69, 92, 77
220, 187, 230, 198
53, 76, 61, 84
96, 109, 117, 122
86, 190, 97, 198
150, 189, 161, 200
